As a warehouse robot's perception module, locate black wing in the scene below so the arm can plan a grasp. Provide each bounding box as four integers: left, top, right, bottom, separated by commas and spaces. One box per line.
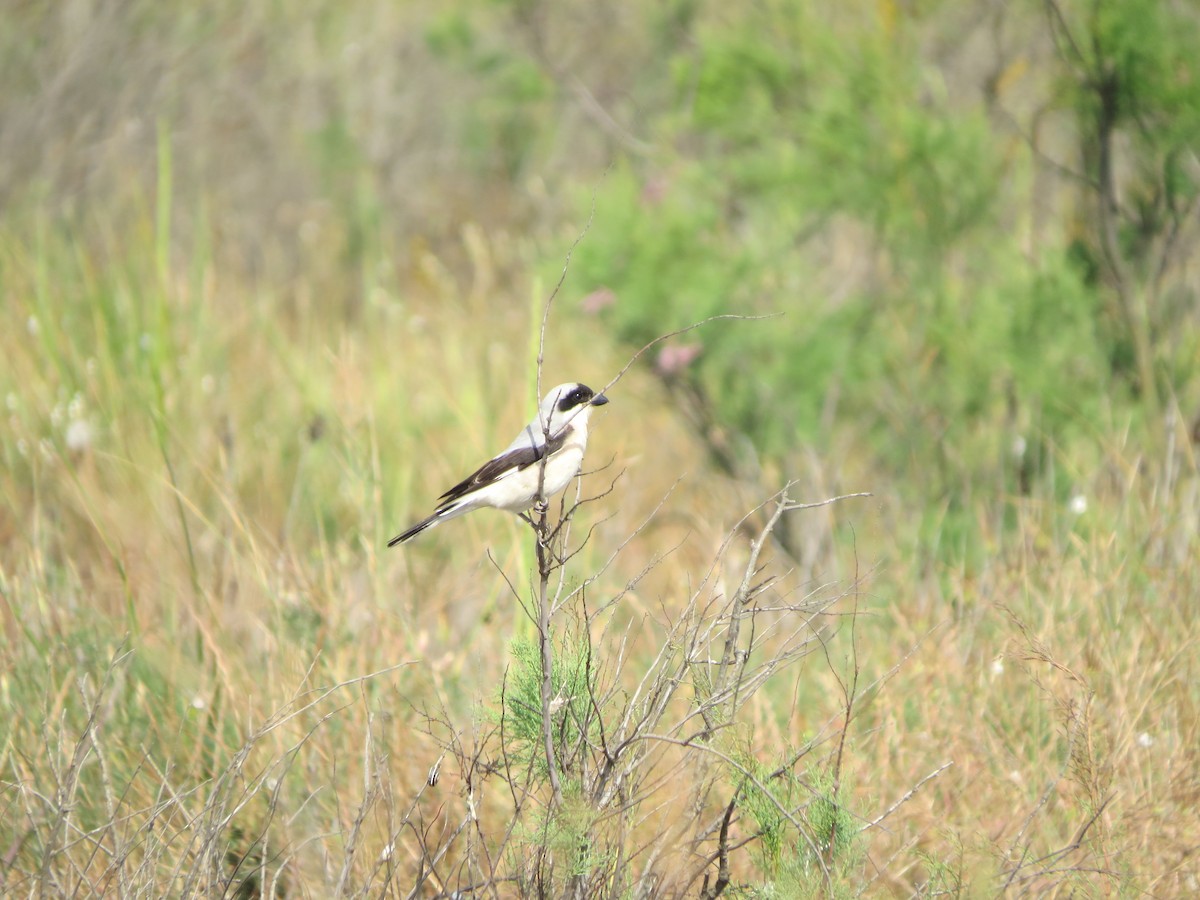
436, 428, 569, 508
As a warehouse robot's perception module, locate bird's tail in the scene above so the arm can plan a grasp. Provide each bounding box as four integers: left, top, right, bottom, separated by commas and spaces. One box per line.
388, 514, 439, 547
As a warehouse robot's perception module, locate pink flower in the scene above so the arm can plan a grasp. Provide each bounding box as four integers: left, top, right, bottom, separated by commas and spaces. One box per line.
641, 176, 669, 206
656, 342, 703, 375
581, 287, 616, 315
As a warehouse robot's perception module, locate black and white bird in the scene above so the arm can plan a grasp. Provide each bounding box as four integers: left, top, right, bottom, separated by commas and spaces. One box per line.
388, 382, 609, 546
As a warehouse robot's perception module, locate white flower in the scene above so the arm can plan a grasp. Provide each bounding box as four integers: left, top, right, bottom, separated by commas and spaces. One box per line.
991, 657, 1005, 676
1137, 731, 1154, 748
191, 696, 206, 710
65, 419, 93, 452
1069, 494, 1087, 515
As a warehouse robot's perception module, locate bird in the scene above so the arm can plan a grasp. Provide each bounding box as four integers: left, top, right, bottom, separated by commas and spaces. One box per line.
388, 382, 609, 546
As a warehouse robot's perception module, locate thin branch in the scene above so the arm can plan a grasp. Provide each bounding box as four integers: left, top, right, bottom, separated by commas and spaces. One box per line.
599, 314, 778, 399
864, 762, 955, 831
535, 180, 600, 405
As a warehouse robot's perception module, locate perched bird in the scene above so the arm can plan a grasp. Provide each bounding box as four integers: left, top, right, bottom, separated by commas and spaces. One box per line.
388, 382, 609, 546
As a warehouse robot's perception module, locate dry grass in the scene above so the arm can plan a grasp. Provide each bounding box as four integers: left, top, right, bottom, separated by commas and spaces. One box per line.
1, 0, 1198, 896
3, 206, 1196, 894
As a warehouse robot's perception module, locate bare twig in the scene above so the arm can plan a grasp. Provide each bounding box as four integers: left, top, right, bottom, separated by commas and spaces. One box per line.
864, 762, 955, 831
599, 313, 778, 400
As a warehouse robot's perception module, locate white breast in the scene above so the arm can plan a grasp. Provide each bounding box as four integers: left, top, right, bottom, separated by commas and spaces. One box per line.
493, 421, 588, 512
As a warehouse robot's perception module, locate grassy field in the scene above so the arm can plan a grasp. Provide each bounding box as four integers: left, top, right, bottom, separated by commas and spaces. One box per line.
2, 0, 1199, 897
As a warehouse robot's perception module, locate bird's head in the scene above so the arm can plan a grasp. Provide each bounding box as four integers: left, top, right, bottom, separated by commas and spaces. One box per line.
539, 382, 609, 435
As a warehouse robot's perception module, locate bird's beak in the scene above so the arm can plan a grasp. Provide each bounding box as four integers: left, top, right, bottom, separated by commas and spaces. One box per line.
591, 393, 609, 407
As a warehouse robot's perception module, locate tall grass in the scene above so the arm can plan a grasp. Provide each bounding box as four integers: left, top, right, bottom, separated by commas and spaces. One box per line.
1, 0, 1198, 895
4, 194, 1196, 895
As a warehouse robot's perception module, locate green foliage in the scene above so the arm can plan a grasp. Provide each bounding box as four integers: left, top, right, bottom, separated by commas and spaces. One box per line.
501, 633, 597, 773
569, 0, 1010, 459
737, 756, 863, 899
561, 0, 1199, 564
916, 840, 966, 897
805, 769, 861, 869
1060, 0, 1200, 145
499, 633, 625, 893
1046, 0, 1195, 267
514, 785, 615, 890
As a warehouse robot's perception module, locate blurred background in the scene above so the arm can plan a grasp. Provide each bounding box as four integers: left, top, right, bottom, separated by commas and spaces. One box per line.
2, 0, 1198, 895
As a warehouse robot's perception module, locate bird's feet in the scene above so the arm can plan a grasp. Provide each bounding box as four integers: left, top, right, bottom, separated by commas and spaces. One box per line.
532, 498, 549, 517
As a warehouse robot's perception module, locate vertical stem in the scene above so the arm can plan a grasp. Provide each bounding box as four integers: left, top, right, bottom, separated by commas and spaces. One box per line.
535, 447, 564, 808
